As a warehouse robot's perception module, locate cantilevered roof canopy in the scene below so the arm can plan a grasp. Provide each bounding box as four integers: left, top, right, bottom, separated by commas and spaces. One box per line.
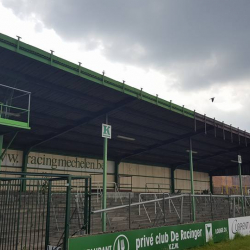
0, 33, 249, 176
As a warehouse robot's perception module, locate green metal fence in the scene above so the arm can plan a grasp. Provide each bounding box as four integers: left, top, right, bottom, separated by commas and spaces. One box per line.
0, 172, 91, 250
0, 83, 31, 130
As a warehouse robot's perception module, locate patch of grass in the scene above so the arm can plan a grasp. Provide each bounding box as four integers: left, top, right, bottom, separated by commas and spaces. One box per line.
189, 235, 250, 250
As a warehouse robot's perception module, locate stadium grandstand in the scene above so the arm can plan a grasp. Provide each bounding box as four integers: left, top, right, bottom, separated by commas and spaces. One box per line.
0, 33, 250, 250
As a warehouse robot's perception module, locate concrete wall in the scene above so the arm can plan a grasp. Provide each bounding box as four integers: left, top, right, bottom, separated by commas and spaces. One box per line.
119, 162, 171, 192
175, 169, 210, 193
119, 163, 210, 193
1, 149, 210, 193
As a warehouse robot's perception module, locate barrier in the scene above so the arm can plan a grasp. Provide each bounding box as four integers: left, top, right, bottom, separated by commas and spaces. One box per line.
69, 219, 229, 250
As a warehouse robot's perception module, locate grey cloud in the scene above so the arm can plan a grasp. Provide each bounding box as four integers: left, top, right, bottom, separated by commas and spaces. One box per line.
2, 0, 250, 90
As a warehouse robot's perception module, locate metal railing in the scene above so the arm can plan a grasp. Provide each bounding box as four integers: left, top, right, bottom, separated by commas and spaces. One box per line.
145, 183, 171, 193
92, 181, 123, 204
91, 193, 250, 233
0, 83, 31, 129
0, 172, 91, 250
138, 193, 180, 222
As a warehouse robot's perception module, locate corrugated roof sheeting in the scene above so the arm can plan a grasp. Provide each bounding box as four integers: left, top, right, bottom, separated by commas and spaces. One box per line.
0, 34, 250, 175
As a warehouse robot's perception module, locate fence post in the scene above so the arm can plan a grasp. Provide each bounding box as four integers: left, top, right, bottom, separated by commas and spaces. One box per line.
84, 178, 89, 234
163, 193, 165, 224
180, 195, 183, 224
45, 180, 52, 249
210, 193, 213, 220
64, 176, 72, 250
88, 178, 92, 234
129, 193, 131, 229
233, 197, 236, 217
228, 195, 230, 218
0, 135, 3, 170
15, 180, 23, 248
189, 138, 196, 222
189, 193, 192, 222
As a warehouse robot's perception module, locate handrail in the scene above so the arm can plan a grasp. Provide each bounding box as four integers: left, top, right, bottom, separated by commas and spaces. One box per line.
93, 194, 186, 214
0, 83, 31, 94
139, 196, 151, 222
139, 193, 165, 220
92, 193, 250, 214
92, 181, 123, 204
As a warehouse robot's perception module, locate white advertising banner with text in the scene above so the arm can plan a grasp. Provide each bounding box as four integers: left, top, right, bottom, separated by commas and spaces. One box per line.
228, 216, 250, 239
1, 149, 115, 174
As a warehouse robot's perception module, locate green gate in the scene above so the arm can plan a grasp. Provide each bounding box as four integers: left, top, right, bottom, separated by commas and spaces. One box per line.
0, 172, 91, 250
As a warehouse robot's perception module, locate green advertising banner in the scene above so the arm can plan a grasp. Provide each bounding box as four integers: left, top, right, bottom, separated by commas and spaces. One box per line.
69, 219, 229, 250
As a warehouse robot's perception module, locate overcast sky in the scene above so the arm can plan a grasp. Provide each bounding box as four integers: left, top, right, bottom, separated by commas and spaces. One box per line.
1, 0, 250, 131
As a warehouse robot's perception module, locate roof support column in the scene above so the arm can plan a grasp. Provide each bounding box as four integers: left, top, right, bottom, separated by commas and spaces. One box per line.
114, 161, 120, 189
189, 138, 196, 221
0, 135, 3, 170
171, 168, 175, 194
21, 149, 30, 192
209, 174, 213, 194
238, 155, 245, 216
102, 115, 108, 232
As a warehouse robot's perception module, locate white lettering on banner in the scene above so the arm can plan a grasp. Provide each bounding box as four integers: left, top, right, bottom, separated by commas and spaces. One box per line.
228, 216, 250, 239
168, 243, 179, 249
1, 149, 115, 174
135, 228, 203, 250
181, 229, 202, 240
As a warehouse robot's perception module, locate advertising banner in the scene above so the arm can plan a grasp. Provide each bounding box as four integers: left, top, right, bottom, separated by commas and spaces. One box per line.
1, 149, 115, 174
228, 216, 250, 239
69, 220, 229, 250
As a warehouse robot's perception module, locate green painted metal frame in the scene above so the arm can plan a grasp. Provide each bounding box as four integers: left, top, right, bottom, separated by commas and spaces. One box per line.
189, 138, 196, 221
0, 131, 18, 162
171, 168, 175, 193
0, 117, 30, 129
0, 33, 194, 119
209, 174, 213, 194
102, 129, 108, 232
114, 161, 120, 186
238, 158, 245, 215
0, 86, 31, 130
0, 135, 3, 170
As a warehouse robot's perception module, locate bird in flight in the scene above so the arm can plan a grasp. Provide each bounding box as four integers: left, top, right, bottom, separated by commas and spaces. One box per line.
210, 97, 215, 102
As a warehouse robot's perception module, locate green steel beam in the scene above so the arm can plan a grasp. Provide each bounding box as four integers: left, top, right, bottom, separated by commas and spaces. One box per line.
238, 157, 245, 216
114, 161, 120, 187
0, 131, 18, 161
209, 174, 213, 194
189, 138, 196, 222
102, 119, 108, 232
171, 168, 175, 193
0, 135, 3, 170
0, 33, 194, 119
21, 149, 30, 191
64, 175, 72, 250
0, 117, 30, 130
